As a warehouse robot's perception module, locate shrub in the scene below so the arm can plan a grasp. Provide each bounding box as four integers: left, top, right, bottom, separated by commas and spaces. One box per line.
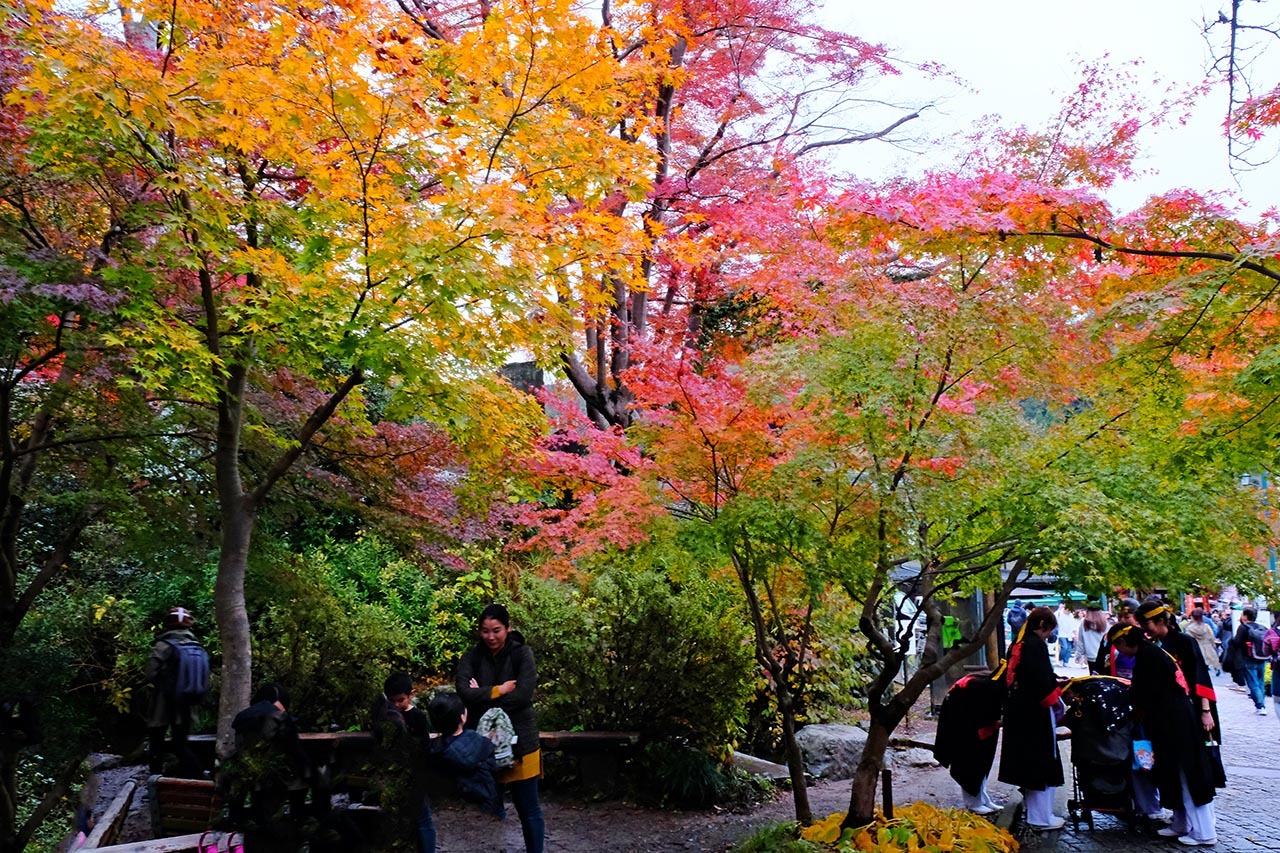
512, 564, 756, 751
733, 822, 822, 853
633, 741, 772, 810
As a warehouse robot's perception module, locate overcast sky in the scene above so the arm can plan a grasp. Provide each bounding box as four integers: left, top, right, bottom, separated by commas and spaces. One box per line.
822, 1, 1280, 216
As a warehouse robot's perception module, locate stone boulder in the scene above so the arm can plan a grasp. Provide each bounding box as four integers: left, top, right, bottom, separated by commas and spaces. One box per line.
795, 723, 869, 780
890, 746, 940, 769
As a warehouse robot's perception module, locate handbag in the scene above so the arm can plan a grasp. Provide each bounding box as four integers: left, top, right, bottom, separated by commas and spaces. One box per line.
1204, 739, 1227, 788
1131, 738, 1155, 772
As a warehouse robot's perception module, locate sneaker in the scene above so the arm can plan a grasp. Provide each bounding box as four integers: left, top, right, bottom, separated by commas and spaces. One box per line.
971, 805, 999, 815
1177, 836, 1217, 846
1158, 827, 1184, 837
1029, 817, 1066, 831
1258, 707, 1269, 715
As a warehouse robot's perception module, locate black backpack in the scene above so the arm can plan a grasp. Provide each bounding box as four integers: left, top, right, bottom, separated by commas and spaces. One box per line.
165, 639, 211, 704
1246, 622, 1271, 662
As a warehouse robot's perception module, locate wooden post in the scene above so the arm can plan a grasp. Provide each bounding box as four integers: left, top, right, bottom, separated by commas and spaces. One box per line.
881, 768, 893, 819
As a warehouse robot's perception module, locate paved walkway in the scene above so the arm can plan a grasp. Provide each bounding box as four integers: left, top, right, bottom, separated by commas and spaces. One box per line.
1016, 667, 1280, 852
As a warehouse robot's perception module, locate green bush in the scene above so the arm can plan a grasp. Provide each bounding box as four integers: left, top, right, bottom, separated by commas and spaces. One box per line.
248, 548, 418, 730
634, 741, 771, 810
512, 564, 756, 751
732, 822, 821, 853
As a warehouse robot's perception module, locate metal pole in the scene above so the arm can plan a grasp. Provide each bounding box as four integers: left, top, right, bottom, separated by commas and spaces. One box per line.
882, 768, 893, 819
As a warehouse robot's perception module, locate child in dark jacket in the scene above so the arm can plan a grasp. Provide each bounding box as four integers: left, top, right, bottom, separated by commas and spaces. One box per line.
425, 692, 502, 817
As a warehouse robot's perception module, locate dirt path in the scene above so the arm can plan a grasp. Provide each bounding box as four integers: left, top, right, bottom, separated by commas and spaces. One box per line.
90, 748, 1013, 852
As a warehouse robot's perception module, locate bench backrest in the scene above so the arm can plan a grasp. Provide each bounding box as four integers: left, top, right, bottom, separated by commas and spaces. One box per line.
147, 776, 223, 838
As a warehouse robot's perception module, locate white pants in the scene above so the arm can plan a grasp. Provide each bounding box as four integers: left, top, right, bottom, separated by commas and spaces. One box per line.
960, 777, 1000, 811
1168, 769, 1216, 842
1024, 787, 1058, 825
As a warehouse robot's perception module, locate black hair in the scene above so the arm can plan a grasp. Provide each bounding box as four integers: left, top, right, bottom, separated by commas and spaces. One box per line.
479, 603, 510, 628
1026, 606, 1057, 633
1244, 606, 1258, 621
383, 672, 413, 697
253, 682, 290, 710
428, 692, 466, 734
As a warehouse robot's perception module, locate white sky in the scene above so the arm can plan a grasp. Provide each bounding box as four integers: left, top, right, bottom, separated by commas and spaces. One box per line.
823, 0, 1280, 216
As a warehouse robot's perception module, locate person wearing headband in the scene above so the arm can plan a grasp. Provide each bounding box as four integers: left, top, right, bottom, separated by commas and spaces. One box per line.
1111, 626, 1219, 846
1138, 601, 1221, 738
997, 606, 1065, 830
1093, 597, 1141, 677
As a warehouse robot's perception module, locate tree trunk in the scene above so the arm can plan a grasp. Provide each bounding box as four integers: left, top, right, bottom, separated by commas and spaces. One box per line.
843, 712, 896, 829
0, 740, 15, 853
777, 687, 812, 825
213, 365, 253, 758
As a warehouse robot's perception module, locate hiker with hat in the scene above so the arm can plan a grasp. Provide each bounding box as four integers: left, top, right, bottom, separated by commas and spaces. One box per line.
143, 606, 208, 776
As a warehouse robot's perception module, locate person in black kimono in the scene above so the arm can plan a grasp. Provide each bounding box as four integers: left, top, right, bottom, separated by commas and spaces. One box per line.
934, 673, 1006, 814
1137, 602, 1222, 754
998, 606, 1065, 830
1111, 625, 1218, 847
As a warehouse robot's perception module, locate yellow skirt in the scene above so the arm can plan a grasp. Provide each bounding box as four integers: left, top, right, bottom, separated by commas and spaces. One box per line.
498, 748, 542, 784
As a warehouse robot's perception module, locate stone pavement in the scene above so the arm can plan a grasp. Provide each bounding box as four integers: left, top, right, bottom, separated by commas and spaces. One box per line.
1015, 668, 1280, 853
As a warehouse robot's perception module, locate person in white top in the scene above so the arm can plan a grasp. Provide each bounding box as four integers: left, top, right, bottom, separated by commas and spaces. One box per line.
1055, 604, 1080, 665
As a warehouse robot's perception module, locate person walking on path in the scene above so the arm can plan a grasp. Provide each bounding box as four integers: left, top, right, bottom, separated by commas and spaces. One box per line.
1232, 606, 1270, 715
998, 606, 1065, 830
456, 603, 544, 853
142, 605, 205, 776
1185, 608, 1222, 676
1055, 604, 1079, 666
1111, 625, 1220, 847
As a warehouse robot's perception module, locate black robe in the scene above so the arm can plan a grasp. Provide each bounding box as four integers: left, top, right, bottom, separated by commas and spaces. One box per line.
1128, 640, 1218, 807
997, 632, 1064, 791
934, 673, 1006, 795
1159, 626, 1222, 751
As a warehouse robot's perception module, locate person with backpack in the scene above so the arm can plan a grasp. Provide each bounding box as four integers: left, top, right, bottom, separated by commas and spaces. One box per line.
456, 603, 543, 853
1233, 606, 1271, 715
143, 606, 209, 776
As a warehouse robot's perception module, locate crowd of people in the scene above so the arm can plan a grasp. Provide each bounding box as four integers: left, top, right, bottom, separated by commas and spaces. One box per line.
143, 603, 543, 852
939, 595, 1279, 847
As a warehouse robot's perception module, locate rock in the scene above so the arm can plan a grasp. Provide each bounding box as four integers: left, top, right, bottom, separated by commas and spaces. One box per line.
729, 751, 791, 781
890, 747, 940, 768
795, 724, 868, 780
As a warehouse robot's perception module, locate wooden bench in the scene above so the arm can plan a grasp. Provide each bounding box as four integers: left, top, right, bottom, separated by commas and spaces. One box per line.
147, 776, 223, 839
539, 731, 641, 795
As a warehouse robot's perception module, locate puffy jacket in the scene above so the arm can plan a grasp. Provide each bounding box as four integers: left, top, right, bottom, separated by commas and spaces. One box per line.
425, 731, 500, 814
455, 635, 538, 758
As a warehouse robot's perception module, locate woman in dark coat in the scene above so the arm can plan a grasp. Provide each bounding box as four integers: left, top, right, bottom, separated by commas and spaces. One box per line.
456, 603, 543, 853
1111, 625, 1218, 847
1137, 602, 1222, 750
998, 606, 1065, 830
934, 673, 1006, 814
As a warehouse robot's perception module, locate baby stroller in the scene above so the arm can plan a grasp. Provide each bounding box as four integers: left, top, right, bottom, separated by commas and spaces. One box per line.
1063, 675, 1134, 830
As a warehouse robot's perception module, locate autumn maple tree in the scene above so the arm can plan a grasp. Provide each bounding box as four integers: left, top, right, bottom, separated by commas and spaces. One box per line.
544, 0, 921, 427
5, 0, 663, 752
